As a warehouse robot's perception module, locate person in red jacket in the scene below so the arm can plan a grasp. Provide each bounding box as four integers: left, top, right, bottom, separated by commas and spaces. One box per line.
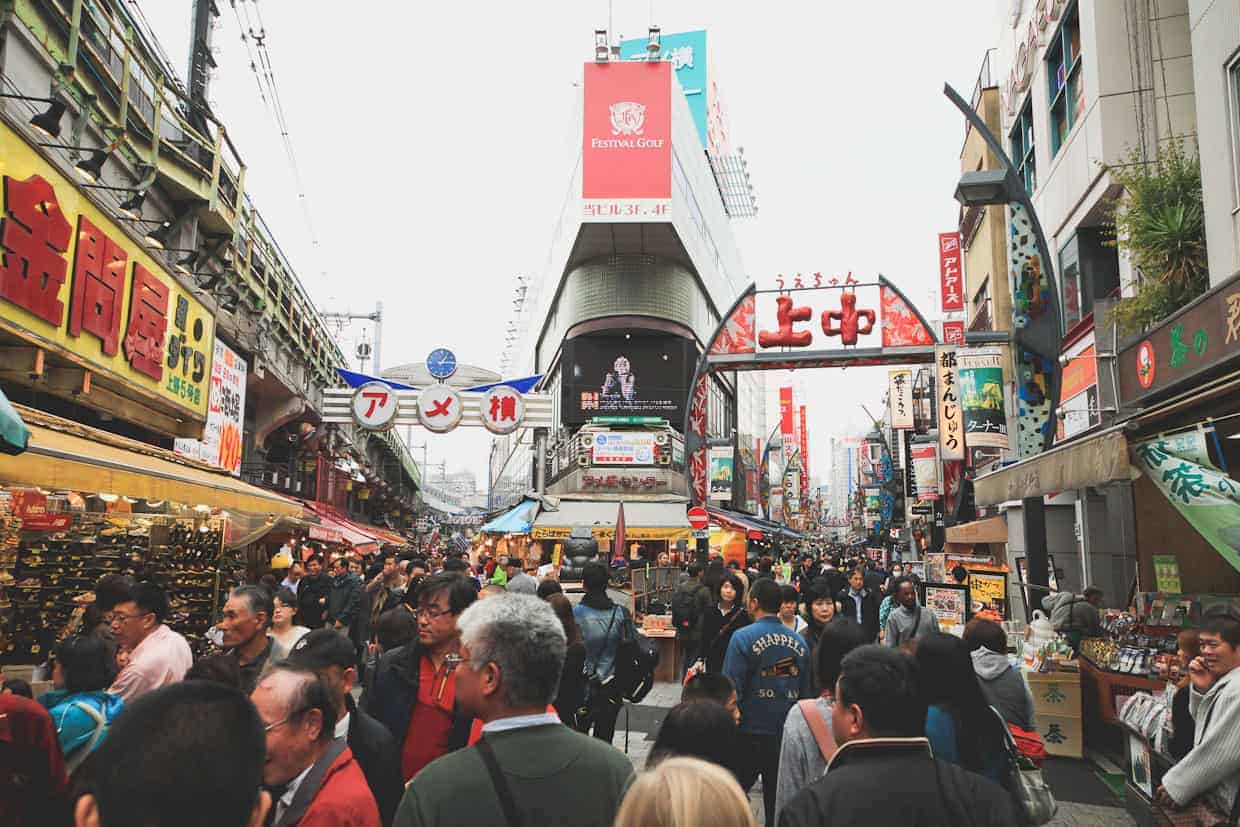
252, 663, 379, 827
0, 692, 70, 827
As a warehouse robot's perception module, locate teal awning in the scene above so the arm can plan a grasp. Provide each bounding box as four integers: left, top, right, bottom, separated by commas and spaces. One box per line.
480, 498, 541, 534
0, 390, 29, 455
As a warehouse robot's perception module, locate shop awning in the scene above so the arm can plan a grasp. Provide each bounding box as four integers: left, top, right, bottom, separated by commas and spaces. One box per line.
304, 502, 407, 552
706, 506, 801, 540
531, 500, 692, 541
480, 498, 541, 534
0, 388, 29, 455
973, 426, 1137, 507
0, 412, 299, 517
945, 516, 1008, 544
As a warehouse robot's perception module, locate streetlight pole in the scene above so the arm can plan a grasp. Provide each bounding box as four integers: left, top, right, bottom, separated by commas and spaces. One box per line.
944, 82, 1064, 599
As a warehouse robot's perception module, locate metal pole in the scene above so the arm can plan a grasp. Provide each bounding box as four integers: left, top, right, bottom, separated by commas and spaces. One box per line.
533, 429, 548, 494
372, 301, 383, 374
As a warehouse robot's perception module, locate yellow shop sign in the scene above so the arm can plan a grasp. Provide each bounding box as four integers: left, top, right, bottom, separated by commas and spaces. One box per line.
0, 121, 214, 419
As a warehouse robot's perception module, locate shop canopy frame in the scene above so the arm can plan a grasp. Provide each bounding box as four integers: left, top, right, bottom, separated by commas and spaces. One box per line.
531, 499, 692, 541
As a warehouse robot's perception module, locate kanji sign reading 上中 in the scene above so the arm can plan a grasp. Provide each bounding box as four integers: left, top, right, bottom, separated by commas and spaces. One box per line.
937, 346, 964, 460
0, 121, 215, 420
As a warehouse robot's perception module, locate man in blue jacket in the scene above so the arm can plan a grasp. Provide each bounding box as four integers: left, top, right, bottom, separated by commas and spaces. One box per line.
724, 577, 811, 827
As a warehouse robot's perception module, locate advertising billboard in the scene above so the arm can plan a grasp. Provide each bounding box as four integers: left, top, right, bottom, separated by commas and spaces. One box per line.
582, 61, 672, 221
561, 335, 692, 425
709, 446, 733, 501
619, 30, 709, 148
590, 431, 657, 466
938, 232, 964, 312
957, 348, 1009, 450
174, 340, 247, 474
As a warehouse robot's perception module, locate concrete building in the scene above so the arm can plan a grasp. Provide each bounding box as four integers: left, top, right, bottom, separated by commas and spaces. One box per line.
1188, 0, 1240, 286
490, 30, 765, 554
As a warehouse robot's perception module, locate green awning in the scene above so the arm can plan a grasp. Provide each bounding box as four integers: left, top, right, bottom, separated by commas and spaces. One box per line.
0, 389, 29, 455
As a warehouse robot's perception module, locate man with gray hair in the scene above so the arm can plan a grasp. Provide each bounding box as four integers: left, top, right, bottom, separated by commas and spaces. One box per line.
393, 595, 633, 827
220, 584, 285, 694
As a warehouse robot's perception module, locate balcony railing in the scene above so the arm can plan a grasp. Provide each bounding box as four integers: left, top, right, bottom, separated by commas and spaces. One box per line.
969, 296, 994, 332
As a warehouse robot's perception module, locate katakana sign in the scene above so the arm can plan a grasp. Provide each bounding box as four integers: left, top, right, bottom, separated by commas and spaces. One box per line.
417, 385, 463, 433
351, 381, 399, 431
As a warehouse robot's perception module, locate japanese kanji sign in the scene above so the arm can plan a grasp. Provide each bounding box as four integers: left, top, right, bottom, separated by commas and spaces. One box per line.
888, 369, 914, 430
480, 385, 525, 435
174, 340, 248, 474
936, 346, 964, 460
0, 121, 214, 419
938, 232, 964, 313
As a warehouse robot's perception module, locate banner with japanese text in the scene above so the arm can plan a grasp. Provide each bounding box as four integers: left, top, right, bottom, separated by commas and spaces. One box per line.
174, 340, 247, 474
0, 121, 215, 420
957, 348, 1009, 450
912, 444, 941, 501
1132, 437, 1240, 573
888, 369, 914, 429
938, 232, 964, 312
936, 347, 964, 460
799, 405, 810, 503
779, 386, 796, 461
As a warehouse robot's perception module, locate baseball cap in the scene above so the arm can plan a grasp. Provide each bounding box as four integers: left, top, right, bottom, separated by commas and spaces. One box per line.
286, 629, 357, 671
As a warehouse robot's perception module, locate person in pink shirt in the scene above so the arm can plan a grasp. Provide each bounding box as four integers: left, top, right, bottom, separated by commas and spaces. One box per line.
107, 581, 193, 702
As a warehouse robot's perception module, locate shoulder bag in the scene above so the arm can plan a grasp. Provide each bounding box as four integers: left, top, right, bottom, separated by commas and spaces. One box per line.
63, 699, 108, 775
477, 738, 523, 827
992, 706, 1056, 825
798, 698, 837, 765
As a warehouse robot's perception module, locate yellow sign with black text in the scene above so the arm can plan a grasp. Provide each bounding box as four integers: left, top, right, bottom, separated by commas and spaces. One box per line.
0, 120, 214, 419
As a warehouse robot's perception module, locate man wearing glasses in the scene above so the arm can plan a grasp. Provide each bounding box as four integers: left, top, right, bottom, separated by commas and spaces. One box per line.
107, 581, 192, 702
1159, 608, 1240, 817
362, 572, 477, 782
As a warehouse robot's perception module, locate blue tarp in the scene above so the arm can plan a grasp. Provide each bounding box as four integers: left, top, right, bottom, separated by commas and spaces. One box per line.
336, 368, 543, 394
479, 498, 541, 534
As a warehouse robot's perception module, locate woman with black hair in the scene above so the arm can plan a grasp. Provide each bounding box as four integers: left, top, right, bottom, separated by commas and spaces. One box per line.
648, 700, 741, 777
700, 572, 750, 673
914, 632, 1007, 782
774, 620, 870, 820
38, 635, 124, 773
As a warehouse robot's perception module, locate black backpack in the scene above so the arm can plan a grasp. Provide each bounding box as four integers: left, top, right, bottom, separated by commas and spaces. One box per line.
612, 608, 659, 703
671, 587, 702, 633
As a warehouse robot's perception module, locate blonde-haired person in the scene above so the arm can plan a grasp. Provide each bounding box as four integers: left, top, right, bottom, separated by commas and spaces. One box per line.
615, 756, 757, 827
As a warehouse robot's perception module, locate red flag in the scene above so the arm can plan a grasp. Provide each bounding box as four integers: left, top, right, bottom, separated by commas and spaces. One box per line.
614, 501, 626, 561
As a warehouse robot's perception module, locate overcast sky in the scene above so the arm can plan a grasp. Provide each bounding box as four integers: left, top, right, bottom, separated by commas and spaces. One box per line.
142, 1, 1008, 489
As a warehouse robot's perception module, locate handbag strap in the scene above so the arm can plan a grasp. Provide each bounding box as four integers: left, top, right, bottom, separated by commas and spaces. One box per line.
64, 699, 107, 774
477, 738, 522, 827
798, 699, 837, 765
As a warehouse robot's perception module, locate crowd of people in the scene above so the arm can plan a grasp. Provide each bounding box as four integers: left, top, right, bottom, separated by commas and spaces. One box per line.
3, 544, 1240, 827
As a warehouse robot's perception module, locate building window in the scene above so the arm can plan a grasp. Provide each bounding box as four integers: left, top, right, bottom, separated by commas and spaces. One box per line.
1059, 234, 1082, 330
1059, 227, 1120, 334
1047, 3, 1084, 157
1010, 102, 1036, 195
1228, 52, 1240, 207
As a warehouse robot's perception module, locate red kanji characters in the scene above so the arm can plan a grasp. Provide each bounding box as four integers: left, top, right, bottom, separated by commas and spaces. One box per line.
822, 291, 875, 346
123, 263, 169, 381
0, 174, 71, 325
758, 295, 813, 348
489, 394, 517, 421
68, 215, 127, 356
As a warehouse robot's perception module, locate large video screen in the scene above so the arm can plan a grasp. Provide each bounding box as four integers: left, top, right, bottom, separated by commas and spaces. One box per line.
561, 335, 693, 425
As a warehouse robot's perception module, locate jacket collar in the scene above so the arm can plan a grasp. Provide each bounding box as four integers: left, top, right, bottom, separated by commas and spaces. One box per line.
274, 738, 351, 827
825, 737, 933, 773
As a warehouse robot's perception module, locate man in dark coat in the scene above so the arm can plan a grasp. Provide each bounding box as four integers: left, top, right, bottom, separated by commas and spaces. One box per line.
287, 629, 404, 827
837, 569, 881, 642
297, 554, 332, 629
778, 645, 1014, 827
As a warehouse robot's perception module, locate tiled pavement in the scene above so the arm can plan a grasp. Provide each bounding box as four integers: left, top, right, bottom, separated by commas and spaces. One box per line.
610, 681, 1138, 826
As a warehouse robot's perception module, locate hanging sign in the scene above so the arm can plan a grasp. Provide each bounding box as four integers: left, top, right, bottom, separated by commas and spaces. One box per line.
709, 446, 734, 501
939, 232, 964, 312
480, 385, 525, 435
912, 444, 941, 501
417, 385, 464, 433
936, 347, 964, 460
889, 369, 914, 429
957, 348, 1009, 450
174, 340, 247, 474
943, 320, 966, 346
351, 381, 399, 431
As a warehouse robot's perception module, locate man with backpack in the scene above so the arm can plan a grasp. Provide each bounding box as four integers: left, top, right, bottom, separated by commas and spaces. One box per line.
672, 563, 712, 679
573, 562, 639, 743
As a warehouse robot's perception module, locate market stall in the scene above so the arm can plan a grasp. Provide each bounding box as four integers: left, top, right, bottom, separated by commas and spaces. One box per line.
530, 498, 692, 563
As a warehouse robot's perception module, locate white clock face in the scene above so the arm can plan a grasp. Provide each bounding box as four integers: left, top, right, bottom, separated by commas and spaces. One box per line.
417, 385, 463, 433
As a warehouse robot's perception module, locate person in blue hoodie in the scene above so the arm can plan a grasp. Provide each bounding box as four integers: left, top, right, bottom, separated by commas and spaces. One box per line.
39, 634, 124, 773
723, 577, 811, 827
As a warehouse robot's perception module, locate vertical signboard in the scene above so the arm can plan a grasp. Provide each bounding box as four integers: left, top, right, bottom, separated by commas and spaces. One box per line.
779, 386, 796, 461
957, 348, 1009, 450
911, 444, 941, 501
582, 61, 672, 221
709, 446, 733, 501
799, 405, 810, 504
939, 232, 964, 312
619, 30, 708, 148
888, 369, 914, 429
942, 320, 966, 346
174, 340, 247, 474
936, 347, 964, 460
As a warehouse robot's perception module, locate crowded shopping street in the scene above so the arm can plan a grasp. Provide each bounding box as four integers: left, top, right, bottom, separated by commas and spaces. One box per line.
6, 1, 1240, 826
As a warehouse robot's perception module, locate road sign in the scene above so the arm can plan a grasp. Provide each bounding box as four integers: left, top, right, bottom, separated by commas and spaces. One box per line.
687, 506, 709, 531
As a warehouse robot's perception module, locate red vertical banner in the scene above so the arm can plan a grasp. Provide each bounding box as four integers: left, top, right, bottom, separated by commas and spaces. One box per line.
582, 61, 672, 216
799, 405, 810, 504
938, 232, 964, 312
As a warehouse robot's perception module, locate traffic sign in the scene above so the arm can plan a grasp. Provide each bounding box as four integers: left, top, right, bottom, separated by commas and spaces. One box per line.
687, 506, 709, 531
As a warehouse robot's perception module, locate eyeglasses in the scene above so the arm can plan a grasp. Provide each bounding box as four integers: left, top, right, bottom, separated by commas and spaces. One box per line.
416, 605, 453, 621
264, 707, 310, 733
107, 611, 152, 625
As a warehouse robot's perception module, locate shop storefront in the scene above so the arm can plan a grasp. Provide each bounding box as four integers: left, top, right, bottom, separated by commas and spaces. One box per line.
530, 498, 692, 563
0, 406, 301, 664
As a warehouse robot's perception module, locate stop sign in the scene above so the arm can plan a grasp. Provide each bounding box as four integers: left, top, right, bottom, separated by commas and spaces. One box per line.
687, 506, 709, 531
